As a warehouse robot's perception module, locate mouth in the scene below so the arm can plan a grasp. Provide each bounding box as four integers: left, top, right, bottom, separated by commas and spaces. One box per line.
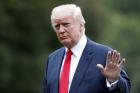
60, 36, 67, 40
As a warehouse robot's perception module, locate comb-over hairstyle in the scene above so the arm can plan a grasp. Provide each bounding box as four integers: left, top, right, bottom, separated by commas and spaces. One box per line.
51, 4, 85, 24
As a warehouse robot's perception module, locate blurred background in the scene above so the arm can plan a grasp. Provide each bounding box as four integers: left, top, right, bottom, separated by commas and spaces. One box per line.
0, 0, 140, 93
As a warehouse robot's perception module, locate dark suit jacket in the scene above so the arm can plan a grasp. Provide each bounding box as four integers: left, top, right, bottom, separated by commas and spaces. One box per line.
43, 38, 131, 93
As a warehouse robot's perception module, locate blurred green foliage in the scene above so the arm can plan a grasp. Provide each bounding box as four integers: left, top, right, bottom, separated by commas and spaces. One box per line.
0, 0, 139, 93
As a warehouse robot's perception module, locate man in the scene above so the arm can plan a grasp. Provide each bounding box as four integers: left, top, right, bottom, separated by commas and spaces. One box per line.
43, 4, 131, 93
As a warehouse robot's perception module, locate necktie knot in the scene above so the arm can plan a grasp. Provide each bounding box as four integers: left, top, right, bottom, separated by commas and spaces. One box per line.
66, 49, 72, 56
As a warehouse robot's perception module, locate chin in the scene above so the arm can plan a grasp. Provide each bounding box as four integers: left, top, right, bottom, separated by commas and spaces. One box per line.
60, 41, 73, 48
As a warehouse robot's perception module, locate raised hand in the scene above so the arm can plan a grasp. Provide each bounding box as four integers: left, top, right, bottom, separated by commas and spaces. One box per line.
97, 50, 125, 83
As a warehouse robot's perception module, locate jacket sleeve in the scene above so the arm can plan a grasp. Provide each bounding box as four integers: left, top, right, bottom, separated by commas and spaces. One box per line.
109, 69, 131, 93
43, 57, 49, 93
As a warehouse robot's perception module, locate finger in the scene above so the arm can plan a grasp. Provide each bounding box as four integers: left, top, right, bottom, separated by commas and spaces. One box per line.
96, 64, 105, 71
116, 52, 120, 64
112, 50, 117, 60
110, 51, 114, 61
111, 50, 122, 66
106, 51, 111, 65
118, 58, 125, 67
106, 51, 116, 68
112, 50, 118, 62
113, 51, 121, 65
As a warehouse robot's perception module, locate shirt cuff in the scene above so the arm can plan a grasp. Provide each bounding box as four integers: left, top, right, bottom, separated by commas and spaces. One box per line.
106, 79, 118, 90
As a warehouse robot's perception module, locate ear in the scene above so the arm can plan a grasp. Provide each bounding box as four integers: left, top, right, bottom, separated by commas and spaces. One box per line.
80, 23, 84, 32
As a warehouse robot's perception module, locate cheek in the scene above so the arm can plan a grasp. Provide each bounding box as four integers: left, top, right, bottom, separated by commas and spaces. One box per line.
56, 33, 60, 39
68, 32, 79, 42
71, 30, 81, 37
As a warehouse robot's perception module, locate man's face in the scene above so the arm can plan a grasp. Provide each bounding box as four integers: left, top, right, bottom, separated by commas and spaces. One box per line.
52, 15, 83, 48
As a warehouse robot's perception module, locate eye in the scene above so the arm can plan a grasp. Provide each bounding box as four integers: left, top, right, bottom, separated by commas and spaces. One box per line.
54, 24, 60, 30
63, 23, 70, 27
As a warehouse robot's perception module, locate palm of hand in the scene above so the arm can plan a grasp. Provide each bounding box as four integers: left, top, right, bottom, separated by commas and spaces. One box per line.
97, 50, 125, 83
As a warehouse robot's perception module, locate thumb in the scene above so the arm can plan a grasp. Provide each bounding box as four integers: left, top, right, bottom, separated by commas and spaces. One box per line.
96, 64, 104, 71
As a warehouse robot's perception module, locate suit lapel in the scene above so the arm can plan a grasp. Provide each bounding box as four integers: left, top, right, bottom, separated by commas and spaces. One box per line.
50, 48, 65, 93
69, 39, 94, 93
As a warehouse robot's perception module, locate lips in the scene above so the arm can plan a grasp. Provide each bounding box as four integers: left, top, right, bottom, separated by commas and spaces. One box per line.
60, 36, 66, 40
60, 36, 67, 40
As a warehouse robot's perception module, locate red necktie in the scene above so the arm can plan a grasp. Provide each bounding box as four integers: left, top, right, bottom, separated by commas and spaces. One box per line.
59, 49, 72, 93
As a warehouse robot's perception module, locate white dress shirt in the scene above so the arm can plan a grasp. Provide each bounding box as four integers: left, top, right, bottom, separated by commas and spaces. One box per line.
60, 34, 117, 92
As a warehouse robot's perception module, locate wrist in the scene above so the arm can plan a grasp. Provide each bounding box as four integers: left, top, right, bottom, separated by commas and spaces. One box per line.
107, 78, 118, 83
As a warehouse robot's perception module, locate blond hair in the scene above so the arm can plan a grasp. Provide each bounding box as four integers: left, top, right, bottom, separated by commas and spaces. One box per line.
51, 4, 85, 25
